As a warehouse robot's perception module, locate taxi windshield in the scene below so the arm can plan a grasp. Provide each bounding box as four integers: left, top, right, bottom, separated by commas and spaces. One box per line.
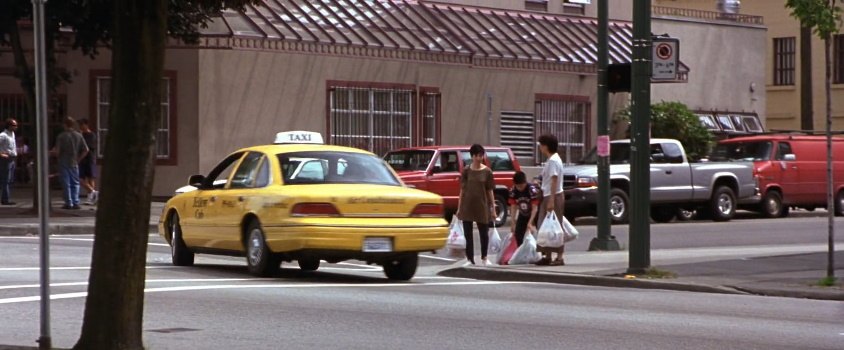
278, 151, 401, 186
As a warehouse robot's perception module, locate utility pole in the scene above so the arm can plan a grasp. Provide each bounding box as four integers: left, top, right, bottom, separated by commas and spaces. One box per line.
628, 0, 652, 274
32, 0, 52, 348
590, 0, 620, 251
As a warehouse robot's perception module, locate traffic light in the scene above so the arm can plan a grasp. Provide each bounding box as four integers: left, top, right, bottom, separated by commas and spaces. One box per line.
607, 63, 631, 93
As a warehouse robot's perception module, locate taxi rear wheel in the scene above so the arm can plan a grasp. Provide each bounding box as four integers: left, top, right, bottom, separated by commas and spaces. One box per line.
169, 213, 194, 267
298, 258, 320, 272
383, 254, 418, 281
245, 220, 281, 277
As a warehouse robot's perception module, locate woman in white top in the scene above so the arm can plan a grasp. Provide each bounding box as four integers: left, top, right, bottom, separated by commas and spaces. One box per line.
536, 134, 566, 266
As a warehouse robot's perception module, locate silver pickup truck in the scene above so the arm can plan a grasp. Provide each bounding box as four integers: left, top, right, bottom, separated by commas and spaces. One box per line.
562, 139, 759, 223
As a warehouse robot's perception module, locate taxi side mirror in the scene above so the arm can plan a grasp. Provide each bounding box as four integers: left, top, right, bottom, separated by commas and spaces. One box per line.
188, 174, 206, 188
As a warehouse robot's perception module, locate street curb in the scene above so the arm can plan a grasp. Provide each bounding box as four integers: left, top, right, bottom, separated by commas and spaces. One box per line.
438, 266, 749, 296
0, 224, 159, 236
729, 285, 844, 301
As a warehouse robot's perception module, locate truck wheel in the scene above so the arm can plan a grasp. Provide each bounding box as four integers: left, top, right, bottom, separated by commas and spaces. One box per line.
609, 188, 630, 224
383, 254, 418, 281
760, 190, 786, 218
710, 186, 736, 222
492, 194, 508, 227
835, 191, 844, 217
676, 208, 695, 221
650, 206, 675, 223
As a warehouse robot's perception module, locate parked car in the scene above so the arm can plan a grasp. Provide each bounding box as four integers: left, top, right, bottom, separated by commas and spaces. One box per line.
563, 139, 759, 223
384, 146, 521, 227
711, 134, 844, 217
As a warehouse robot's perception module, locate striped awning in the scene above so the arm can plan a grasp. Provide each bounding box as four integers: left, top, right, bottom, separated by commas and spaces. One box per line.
202, 0, 636, 65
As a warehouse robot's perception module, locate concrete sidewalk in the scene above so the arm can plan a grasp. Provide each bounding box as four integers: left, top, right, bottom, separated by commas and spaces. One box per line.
0, 185, 163, 235
440, 247, 844, 301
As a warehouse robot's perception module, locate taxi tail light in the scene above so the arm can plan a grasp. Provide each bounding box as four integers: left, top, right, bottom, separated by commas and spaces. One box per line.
291, 203, 341, 217
411, 203, 444, 217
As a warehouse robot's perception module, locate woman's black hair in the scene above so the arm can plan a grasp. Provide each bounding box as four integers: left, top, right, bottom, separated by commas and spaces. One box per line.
469, 144, 485, 156
538, 134, 558, 153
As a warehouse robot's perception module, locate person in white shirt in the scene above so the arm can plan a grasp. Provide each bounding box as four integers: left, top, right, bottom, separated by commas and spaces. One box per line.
0, 118, 18, 205
536, 134, 566, 265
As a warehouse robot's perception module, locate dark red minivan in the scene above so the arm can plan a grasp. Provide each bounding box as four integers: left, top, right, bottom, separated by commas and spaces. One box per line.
384, 146, 522, 226
712, 135, 844, 217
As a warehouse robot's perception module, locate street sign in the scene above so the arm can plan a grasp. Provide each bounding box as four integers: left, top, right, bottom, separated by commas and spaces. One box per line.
652, 37, 679, 81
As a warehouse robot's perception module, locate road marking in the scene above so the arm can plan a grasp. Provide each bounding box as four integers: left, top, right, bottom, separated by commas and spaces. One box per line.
0, 278, 270, 291
336, 262, 381, 271
0, 266, 177, 272
0, 236, 170, 247
420, 254, 457, 262
0, 280, 536, 304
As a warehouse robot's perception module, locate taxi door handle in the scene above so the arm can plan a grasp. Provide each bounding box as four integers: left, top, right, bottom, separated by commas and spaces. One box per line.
209, 196, 217, 202
238, 196, 245, 202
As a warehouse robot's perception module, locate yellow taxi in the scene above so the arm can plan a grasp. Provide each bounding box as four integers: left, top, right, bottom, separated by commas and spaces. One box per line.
158, 131, 448, 280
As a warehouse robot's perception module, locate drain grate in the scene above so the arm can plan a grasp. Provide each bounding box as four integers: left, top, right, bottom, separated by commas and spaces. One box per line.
147, 327, 201, 334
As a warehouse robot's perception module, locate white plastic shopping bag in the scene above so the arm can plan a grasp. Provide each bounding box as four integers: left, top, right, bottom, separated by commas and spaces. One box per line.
508, 232, 541, 265
489, 227, 502, 254
446, 217, 466, 251
562, 216, 579, 242
536, 212, 565, 248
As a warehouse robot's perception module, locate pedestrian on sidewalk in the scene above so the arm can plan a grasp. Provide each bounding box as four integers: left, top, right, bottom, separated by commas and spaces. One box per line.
456, 144, 496, 266
536, 134, 566, 266
0, 118, 18, 205
78, 118, 98, 205
509, 171, 539, 246
51, 117, 89, 210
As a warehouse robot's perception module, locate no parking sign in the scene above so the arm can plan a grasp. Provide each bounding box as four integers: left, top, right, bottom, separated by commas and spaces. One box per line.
652, 37, 679, 81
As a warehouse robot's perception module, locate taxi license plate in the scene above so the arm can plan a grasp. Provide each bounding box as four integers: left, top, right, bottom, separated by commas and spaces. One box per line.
362, 237, 393, 252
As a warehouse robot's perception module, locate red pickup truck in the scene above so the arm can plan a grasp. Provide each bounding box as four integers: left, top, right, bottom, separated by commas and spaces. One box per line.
384, 146, 522, 227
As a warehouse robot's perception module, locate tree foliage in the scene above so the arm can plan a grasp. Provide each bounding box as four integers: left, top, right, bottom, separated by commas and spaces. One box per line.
787, 0, 842, 40
616, 101, 714, 161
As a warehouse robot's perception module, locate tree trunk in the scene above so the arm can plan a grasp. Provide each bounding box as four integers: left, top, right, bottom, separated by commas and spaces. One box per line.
73, 0, 167, 349
800, 25, 814, 131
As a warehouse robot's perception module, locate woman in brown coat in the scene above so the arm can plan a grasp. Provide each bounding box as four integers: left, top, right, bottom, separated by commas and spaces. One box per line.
456, 144, 496, 266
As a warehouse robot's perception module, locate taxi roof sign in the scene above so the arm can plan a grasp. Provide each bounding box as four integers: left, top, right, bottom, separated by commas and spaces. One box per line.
274, 131, 324, 145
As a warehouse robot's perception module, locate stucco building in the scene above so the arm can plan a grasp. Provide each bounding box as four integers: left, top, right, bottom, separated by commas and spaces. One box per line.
0, 0, 766, 197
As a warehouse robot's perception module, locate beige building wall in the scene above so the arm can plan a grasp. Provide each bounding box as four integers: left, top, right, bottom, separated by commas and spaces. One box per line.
196, 49, 624, 172
656, 0, 844, 131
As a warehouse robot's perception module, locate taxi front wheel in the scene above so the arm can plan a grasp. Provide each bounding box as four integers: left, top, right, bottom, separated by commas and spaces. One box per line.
245, 220, 281, 277
383, 254, 418, 281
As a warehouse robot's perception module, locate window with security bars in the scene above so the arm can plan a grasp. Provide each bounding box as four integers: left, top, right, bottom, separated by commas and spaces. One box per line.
329, 87, 414, 156
96, 76, 174, 160
500, 112, 536, 165
421, 91, 440, 146
835, 35, 844, 84
773, 37, 795, 86
0, 94, 66, 132
535, 96, 590, 165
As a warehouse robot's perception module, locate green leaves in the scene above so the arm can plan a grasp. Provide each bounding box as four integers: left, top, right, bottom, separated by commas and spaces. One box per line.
786, 0, 843, 40
615, 101, 714, 162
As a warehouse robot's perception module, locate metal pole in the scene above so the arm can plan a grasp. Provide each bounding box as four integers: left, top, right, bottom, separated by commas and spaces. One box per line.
590, 0, 620, 252
825, 0, 835, 279
628, 0, 652, 274
32, 0, 52, 348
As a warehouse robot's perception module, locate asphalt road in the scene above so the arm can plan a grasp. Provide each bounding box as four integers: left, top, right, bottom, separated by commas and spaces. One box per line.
0, 214, 843, 349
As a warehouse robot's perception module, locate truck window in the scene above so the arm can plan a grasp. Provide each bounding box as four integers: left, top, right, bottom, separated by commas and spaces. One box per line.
776, 142, 793, 160
650, 144, 669, 164
384, 150, 435, 171
436, 151, 459, 173
661, 143, 685, 163
487, 151, 515, 171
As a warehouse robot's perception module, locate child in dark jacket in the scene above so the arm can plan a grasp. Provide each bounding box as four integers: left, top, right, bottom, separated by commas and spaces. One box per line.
509, 171, 539, 246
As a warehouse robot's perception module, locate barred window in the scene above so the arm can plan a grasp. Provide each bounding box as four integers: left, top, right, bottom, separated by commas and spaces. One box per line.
328, 84, 441, 156
773, 37, 795, 86
535, 96, 590, 164
835, 34, 844, 84
95, 75, 175, 161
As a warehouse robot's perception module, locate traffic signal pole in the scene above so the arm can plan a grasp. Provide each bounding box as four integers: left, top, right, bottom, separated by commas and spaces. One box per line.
590, 0, 620, 251
628, 0, 652, 274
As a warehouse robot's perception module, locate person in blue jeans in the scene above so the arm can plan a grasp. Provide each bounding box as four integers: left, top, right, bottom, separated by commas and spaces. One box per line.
51, 117, 89, 209
0, 118, 18, 205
